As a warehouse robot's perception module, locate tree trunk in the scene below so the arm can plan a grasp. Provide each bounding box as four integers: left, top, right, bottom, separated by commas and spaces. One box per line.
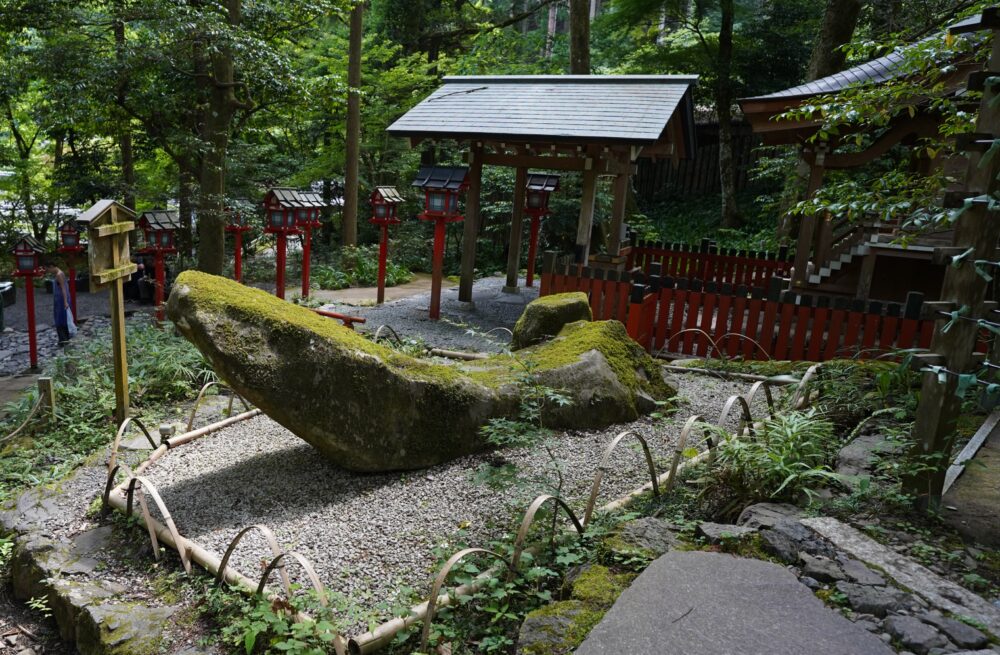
113, 8, 136, 212
196, 0, 244, 275
589, 0, 599, 19
717, 0, 740, 229
178, 167, 195, 258
545, 2, 558, 58
343, 1, 363, 247
569, 0, 589, 74
807, 0, 863, 81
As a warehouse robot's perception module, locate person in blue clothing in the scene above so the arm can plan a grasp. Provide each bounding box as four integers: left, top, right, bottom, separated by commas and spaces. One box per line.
45, 259, 72, 345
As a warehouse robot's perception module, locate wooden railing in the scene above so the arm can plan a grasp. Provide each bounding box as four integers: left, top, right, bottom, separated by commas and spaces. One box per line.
625, 237, 791, 290
537, 254, 984, 361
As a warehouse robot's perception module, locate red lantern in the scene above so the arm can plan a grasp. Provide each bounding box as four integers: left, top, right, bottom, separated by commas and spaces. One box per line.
262, 188, 327, 300
57, 220, 86, 321
12, 234, 45, 369
412, 167, 468, 320
524, 173, 559, 287
225, 206, 254, 284
370, 186, 405, 305
137, 210, 180, 321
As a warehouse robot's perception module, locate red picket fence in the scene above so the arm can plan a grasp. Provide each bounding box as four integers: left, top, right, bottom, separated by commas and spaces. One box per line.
537, 254, 970, 362
626, 238, 792, 291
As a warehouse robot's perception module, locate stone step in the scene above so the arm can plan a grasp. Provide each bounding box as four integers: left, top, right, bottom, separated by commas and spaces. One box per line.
801, 516, 1000, 637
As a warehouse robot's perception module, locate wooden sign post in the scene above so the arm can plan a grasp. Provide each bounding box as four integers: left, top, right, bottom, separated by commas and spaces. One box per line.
78, 200, 138, 426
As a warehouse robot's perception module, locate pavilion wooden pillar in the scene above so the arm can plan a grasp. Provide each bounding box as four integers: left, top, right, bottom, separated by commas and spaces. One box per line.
792, 143, 827, 287
608, 170, 629, 255
504, 166, 528, 292
460, 143, 484, 302
575, 150, 599, 265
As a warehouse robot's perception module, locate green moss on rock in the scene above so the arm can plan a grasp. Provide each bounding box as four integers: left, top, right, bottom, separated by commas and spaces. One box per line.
519, 600, 605, 655
512, 292, 592, 349
570, 564, 634, 607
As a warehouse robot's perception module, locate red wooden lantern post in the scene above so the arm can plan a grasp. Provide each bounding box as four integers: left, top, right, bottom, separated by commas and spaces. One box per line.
57, 220, 86, 319
12, 235, 45, 369
262, 189, 305, 300
524, 173, 559, 287
137, 211, 180, 321
294, 192, 325, 298
225, 207, 253, 283
412, 167, 468, 320
369, 186, 405, 304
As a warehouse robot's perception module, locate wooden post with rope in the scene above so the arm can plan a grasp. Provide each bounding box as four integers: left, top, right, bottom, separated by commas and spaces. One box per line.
907, 9, 1000, 508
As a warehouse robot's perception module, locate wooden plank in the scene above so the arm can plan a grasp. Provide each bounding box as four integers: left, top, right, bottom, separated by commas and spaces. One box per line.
95, 221, 136, 237
667, 285, 688, 353
682, 285, 703, 355
504, 166, 528, 290
654, 284, 674, 351
459, 143, 484, 302
743, 291, 764, 360
697, 290, 717, 357
727, 290, 747, 357
95, 263, 138, 284
110, 277, 129, 425
809, 303, 829, 362
791, 301, 812, 361
824, 302, 848, 361
773, 299, 796, 360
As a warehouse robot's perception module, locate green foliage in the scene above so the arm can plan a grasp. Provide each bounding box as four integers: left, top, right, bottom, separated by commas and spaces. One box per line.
0, 321, 215, 503
703, 409, 840, 503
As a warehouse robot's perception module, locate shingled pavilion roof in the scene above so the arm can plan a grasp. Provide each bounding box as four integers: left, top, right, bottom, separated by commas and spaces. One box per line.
388, 75, 697, 154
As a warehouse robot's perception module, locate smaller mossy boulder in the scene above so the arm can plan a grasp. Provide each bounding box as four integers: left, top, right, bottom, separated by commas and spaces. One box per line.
512, 292, 593, 349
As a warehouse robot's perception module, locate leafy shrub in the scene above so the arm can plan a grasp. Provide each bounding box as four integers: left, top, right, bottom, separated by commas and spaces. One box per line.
706, 409, 839, 505
311, 265, 350, 290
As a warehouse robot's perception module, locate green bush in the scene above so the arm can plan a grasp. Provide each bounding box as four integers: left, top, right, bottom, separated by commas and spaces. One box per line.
706, 409, 839, 505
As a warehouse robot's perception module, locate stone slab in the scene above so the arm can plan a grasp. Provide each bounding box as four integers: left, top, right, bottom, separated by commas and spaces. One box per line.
802, 517, 1000, 636
574, 551, 893, 655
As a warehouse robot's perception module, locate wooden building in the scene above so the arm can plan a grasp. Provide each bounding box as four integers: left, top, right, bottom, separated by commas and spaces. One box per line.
387, 75, 698, 302
739, 38, 981, 302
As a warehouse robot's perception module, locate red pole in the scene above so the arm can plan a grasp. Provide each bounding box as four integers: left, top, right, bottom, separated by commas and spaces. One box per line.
276, 232, 287, 300
155, 251, 166, 322
377, 223, 389, 304
429, 218, 446, 320
526, 215, 541, 288
67, 254, 78, 320
301, 226, 312, 298
25, 278, 37, 369
234, 231, 243, 283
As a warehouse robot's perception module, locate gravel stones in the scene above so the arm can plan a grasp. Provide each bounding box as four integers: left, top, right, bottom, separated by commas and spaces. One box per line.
144, 373, 747, 632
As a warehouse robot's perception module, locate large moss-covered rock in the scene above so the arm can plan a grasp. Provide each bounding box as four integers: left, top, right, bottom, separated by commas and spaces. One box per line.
512, 292, 592, 349
167, 272, 674, 471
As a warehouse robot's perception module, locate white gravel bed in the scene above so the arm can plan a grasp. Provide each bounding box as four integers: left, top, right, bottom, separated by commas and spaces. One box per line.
142, 372, 768, 632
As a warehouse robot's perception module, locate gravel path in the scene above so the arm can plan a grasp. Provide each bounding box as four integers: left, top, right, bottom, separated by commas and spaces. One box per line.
144, 371, 767, 633
320, 276, 539, 353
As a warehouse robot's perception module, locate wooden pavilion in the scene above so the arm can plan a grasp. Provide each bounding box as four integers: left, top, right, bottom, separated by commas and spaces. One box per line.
387, 75, 698, 302
739, 37, 981, 300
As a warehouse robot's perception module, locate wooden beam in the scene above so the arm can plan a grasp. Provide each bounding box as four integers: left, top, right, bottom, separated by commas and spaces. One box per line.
481, 151, 630, 175
505, 167, 528, 291
459, 143, 484, 302
575, 151, 599, 264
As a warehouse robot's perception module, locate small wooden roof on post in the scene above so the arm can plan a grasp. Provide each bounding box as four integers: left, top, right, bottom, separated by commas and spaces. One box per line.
387, 74, 699, 301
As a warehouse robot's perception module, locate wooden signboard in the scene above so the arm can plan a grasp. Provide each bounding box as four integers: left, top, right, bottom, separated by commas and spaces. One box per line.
78, 199, 137, 425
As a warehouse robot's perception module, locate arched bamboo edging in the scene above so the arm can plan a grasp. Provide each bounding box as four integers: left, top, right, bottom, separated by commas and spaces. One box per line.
583, 431, 659, 526
791, 364, 821, 410
256, 551, 328, 607
663, 329, 723, 359
716, 394, 755, 438
419, 548, 512, 654
509, 494, 585, 573
664, 415, 706, 491
744, 380, 777, 419
124, 476, 191, 573
108, 417, 157, 476
186, 381, 250, 432
373, 324, 404, 347
717, 332, 773, 360
217, 524, 291, 597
